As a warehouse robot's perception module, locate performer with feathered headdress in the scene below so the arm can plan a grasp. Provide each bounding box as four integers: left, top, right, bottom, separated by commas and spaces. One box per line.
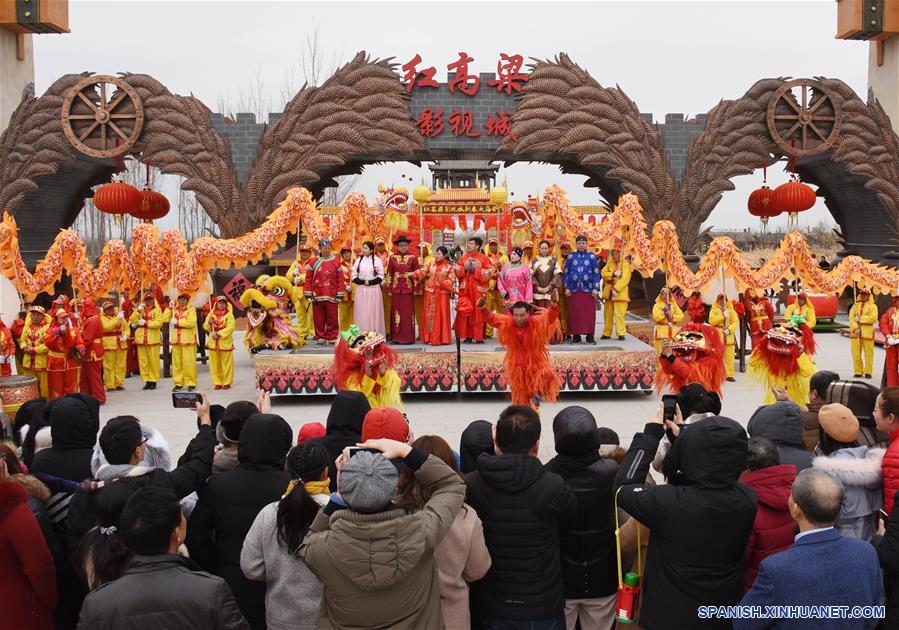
477, 297, 562, 409
332, 325, 402, 410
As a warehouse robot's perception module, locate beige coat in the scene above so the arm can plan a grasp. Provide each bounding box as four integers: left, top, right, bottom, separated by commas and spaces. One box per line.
301, 455, 465, 629
435, 504, 491, 630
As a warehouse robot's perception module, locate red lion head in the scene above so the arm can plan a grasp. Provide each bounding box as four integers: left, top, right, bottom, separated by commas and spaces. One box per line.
655, 322, 726, 395
752, 319, 813, 377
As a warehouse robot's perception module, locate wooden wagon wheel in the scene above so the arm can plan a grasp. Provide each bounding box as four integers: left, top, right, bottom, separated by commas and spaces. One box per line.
766, 78, 841, 158
61, 75, 144, 159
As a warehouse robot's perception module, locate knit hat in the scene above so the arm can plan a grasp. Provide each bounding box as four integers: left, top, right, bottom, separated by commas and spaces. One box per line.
338, 450, 398, 513
297, 421, 326, 445
361, 407, 409, 442
819, 403, 860, 443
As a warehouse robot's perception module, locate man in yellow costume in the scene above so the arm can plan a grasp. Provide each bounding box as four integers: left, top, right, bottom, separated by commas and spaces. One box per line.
338, 243, 354, 332
203, 296, 235, 390
100, 300, 128, 391
749, 319, 816, 405
170, 293, 198, 392
849, 288, 878, 379
784, 291, 817, 330
600, 248, 631, 339
652, 287, 684, 355
21, 306, 50, 397
484, 237, 508, 339
709, 293, 740, 382
130, 293, 164, 390
287, 242, 315, 340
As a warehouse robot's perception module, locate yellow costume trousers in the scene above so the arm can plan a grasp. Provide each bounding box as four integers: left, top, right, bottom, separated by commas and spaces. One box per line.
558, 292, 568, 337
339, 302, 353, 333
294, 297, 313, 339
209, 350, 234, 387
602, 301, 628, 337
851, 337, 875, 375
383, 293, 391, 335
23, 368, 48, 398
485, 291, 503, 337
103, 350, 126, 389
137, 345, 160, 383
724, 343, 736, 379
172, 344, 198, 387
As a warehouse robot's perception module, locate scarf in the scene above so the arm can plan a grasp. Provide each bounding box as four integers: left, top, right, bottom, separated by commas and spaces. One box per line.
304, 479, 331, 496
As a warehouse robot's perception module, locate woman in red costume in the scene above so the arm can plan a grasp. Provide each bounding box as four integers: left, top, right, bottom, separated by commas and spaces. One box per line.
415, 246, 457, 346
477, 297, 562, 409
881, 296, 899, 387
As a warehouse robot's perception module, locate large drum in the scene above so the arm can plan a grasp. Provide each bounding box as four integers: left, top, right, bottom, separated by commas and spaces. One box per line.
0, 375, 40, 420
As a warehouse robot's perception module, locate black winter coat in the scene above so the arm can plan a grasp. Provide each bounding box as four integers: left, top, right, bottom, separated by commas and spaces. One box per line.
877, 489, 899, 628
186, 414, 292, 630
616, 418, 756, 630
465, 454, 575, 622
76, 554, 249, 630
748, 401, 814, 471
31, 394, 101, 483
306, 390, 370, 492
545, 453, 619, 599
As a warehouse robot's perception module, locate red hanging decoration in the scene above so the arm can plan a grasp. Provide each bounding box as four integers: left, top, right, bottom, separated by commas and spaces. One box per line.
773, 175, 815, 214
131, 188, 170, 221
747, 185, 781, 227
459, 215, 468, 230
93, 181, 142, 216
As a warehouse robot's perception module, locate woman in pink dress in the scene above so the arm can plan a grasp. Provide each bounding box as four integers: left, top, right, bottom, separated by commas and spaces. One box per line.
498, 247, 533, 313
350, 241, 386, 334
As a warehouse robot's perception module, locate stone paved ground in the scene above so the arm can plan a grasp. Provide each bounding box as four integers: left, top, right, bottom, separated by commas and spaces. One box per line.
99, 325, 874, 462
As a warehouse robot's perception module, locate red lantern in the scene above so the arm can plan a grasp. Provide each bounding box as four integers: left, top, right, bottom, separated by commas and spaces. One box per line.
93, 181, 141, 216
131, 188, 170, 221
773, 175, 816, 215
747, 185, 781, 227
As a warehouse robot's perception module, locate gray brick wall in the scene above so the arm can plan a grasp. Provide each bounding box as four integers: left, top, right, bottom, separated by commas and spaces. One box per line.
656, 113, 708, 184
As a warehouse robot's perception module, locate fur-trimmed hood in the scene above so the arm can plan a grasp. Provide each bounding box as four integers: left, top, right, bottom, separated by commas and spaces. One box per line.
90, 422, 170, 478
813, 447, 885, 489
9, 473, 50, 502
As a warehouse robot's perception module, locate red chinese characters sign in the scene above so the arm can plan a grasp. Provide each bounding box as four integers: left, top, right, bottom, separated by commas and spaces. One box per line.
404, 52, 527, 142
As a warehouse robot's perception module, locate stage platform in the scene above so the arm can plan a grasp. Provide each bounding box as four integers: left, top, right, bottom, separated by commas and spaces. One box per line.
254, 320, 658, 397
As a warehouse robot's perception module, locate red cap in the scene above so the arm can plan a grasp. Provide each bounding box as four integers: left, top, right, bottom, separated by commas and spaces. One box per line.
361, 407, 409, 442
297, 421, 326, 445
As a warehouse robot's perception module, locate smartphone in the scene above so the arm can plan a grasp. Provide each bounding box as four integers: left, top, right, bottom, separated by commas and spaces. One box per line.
662, 394, 679, 422
172, 392, 201, 408
343, 446, 380, 459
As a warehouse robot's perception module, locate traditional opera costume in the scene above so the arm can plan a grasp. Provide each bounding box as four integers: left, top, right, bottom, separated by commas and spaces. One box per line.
746, 290, 774, 349
129, 294, 164, 389
0, 318, 16, 377
415, 242, 433, 340
339, 245, 354, 333
45, 308, 86, 400
749, 319, 816, 405
881, 296, 899, 387
100, 301, 127, 391
121, 295, 139, 377
563, 236, 602, 343
204, 296, 236, 390
21, 306, 50, 397
498, 248, 533, 312
304, 239, 346, 344
656, 323, 726, 396
651, 288, 684, 355
709, 294, 740, 381
455, 240, 493, 343
351, 250, 386, 335
415, 250, 457, 346
849, 288, 878, 379
485, 238, 509, 338
333, 325, 402, 409
600, 250, 631, 339
531, 245, 562, 344
557, 242, 572, 338
481, 302, 562, 409
170, 295, 198, 391
287, 244, 316, 340
76, 299, 105, 403
385, 236, 420, 344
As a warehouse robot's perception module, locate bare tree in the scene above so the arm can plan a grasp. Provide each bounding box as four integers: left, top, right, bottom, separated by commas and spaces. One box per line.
216, 64, 273, 123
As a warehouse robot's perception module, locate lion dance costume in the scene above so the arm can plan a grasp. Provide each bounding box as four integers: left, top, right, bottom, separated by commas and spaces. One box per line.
240, 275, 304, 353
332, 325, 402, 409
749, 319, 817, 405
655, 322, 726, 396
481, 304, 562, 409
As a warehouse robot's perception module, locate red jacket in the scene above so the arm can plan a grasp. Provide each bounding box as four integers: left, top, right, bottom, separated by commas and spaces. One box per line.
884, 428, 899, 514
79, 314, 105, 362
687, 296, 706, 323
0, 481, 57, 630
741, 464, 797, 591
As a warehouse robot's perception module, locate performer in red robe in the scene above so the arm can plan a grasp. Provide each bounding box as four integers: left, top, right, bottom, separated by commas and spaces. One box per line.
687, 291, 706, 323
385, 235, 420, 344
745, 289, 774, 350
455, 236, 493, 343
304, 238, 346, 344
76, 299, 106, 403
415, 245, 457, 346
881, 296, 899, 387
0, 317, 15, 376
479, 297, 562, 409
45, 308, 85, 400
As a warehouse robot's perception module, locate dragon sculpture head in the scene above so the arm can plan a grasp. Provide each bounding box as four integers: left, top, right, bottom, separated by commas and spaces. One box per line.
374, 185, 409, 217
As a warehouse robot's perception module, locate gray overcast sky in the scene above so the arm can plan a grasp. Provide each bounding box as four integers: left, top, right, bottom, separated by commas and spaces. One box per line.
34, 0, 869, 231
